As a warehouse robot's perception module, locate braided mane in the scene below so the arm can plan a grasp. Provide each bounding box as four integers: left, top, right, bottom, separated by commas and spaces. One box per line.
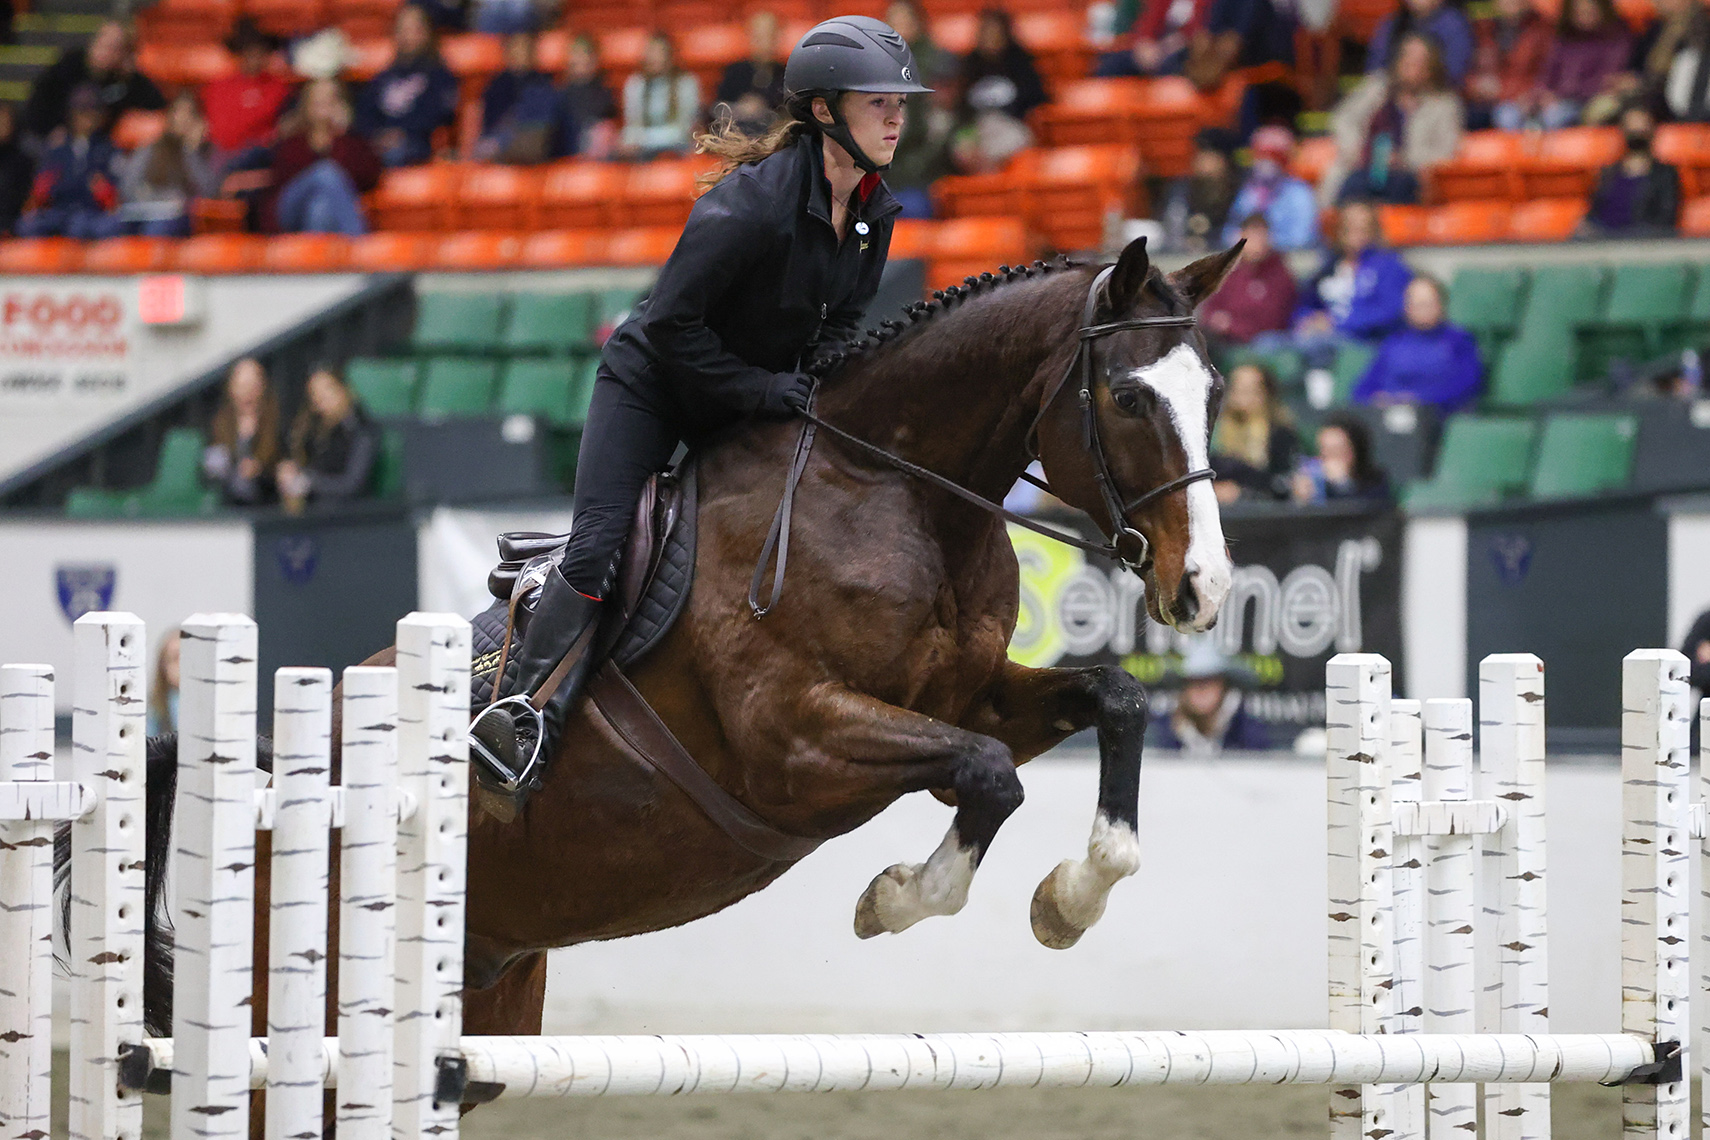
807, 254, 1085, 380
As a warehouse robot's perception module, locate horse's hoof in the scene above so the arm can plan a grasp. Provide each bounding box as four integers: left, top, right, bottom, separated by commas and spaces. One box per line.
1029, 861, 1089, 950
853, 863, 919, 939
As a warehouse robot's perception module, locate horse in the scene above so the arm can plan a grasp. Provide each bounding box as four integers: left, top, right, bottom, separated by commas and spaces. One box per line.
128, 236, 1241, 1109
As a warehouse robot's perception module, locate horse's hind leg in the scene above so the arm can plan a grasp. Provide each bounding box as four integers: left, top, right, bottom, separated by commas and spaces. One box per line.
964, 662, 1147, 949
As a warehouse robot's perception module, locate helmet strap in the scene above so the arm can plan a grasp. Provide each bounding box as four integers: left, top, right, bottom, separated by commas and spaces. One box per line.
819, 94, 888, 174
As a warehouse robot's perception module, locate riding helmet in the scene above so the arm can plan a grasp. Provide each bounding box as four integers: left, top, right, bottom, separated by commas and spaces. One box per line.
784, 15, 933, 173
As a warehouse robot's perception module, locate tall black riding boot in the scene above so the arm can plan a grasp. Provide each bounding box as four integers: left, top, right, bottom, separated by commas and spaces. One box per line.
469, 564, 603, 794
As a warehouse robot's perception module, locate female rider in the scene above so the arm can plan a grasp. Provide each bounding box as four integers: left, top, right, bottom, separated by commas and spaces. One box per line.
471, 15, 932, 782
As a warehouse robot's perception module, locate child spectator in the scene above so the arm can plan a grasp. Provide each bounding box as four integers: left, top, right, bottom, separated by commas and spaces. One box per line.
1368, 0, 1476, 84
1160, 127, 1240, 252
22, 20, 162, 142
1291, 413, 1393, 503
476, 31, 557, 162
1210, 361, 1299, 501
1221, 125, 1319, 249
203, 357, 281, 507
1465, 0, 1553, 129
1323, 32, 1463, 205
147, 628, 180, 737
118, 90, 215, 237
276, 364, 380, 513
202, 19, 293, 164
1496, 0, 1629, 128
16, 85, 122, 239
1584, 103, 1680, 235
714, 9, 786, 133
1095, 0, 1217, 77
1147, 641, 1271, 753
1295, 200, 1413, 359
0, 104, 35, 234
619, 32, 700, 159
1204, 214, 1298, 344
1353, 275, 1484, 412
357, 3, 459, 167
550, 34, 617, 159
264, 79, 382, 234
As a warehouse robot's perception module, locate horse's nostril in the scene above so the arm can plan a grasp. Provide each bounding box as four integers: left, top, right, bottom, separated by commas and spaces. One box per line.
1176, 574, 1200, 623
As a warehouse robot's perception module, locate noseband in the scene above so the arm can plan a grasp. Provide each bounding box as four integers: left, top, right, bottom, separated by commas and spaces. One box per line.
749, 266, 1218, 617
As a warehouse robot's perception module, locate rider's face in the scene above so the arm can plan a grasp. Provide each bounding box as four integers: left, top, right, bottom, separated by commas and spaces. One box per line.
831, 92, 907, 169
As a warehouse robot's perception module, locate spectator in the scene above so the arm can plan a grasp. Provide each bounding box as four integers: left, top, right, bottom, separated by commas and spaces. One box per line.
1636, 0, 1710, 120
1323, 32, 1463, 205
15, 85, 122, 239
117, 90, 215, 237
1204, 214, 1298, 344
886, 81, 956, 217
549, 34, 617, 159
714, 9, 786, 134
356, 3, 459, 167
1353, 274, 1484, 412
0, 103, 35, 234
147, 628, 180, 737
276, 364, 380, 514
887, 0, 956, 86
201, 18, 293, 164
1184, 0, 1298, 94
203, 357, 281, 507
1368, 0, 1476, 84
1465, 0, 1553, 129
1295, 200, 1413, 362
471, 0, 538, 34
957, 8, 1049, 124
1160, 127, 1240, 252
1095, 0, 1218, 77
1682, 604, 1710, 692
619, 32, 700, 159
1210, 361, 1299, 502
264, 79, 382, 235
1584, 103, 1681, 235
1147, 640, 1271, 753
1222, 125, 1319, 249
1496, 0, 1629, 128
475, 31, 557, 162
22, 20, 163, 142
1291, 412, 1393, 503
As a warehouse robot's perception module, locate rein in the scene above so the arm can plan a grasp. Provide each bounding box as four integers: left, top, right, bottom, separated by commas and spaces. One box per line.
747, 266, 1217, 618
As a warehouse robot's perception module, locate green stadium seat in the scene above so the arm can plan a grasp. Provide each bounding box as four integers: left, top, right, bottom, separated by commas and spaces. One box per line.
417, 357, 498, 417
1516, 264, 1607, 338
66, 427, 218, 517
1663, 268, 1710, 353
1448, 267, 1527, 359
502, 292, 595, 354
497, 358, 579, 426
371, 426, 405, 499
1222, 344, 1306, 390
1575, 263, 1695, 381
1527, 412, 1637, 500
1486, 334, 1576, 407
64, 487, 129, 518
1402, 415, 1537, 509
346, 359, 419, 418
596, 287, 645, 337
412, 292, 505, 352
1331, 342, 1377, 405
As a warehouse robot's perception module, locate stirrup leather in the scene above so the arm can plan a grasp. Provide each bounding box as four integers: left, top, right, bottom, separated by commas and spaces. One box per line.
469, 695, 547, 795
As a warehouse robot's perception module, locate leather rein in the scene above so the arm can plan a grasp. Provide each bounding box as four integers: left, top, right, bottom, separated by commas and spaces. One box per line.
749, 265, 1216, 618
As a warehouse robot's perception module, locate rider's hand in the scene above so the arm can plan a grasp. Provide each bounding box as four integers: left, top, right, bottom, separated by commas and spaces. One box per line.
761, 372, 815, 419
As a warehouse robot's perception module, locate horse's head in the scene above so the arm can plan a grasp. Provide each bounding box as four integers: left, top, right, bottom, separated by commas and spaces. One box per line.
1034, 237, 1240, 633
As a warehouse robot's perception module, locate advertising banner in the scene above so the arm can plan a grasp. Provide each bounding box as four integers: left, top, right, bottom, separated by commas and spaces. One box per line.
0, 283, 135, 403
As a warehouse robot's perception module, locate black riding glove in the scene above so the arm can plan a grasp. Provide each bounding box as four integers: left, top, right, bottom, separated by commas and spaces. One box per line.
761, 371, 815, 418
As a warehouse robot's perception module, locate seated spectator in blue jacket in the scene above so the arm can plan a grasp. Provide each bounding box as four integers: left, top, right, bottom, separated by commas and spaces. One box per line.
16, 84, 123, 239
551, 34, 618, 159
356, 3, 459, 167
1147, 641, 1271, 754
1353, 275, 1484, 412
474, 31, 557, 162
1221, 125, 1319, 249
1369, 0, 1476, 84
1291, 200, 1412, 368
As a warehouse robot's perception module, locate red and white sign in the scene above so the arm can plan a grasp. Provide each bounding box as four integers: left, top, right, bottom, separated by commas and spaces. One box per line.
0, 285, 134, 400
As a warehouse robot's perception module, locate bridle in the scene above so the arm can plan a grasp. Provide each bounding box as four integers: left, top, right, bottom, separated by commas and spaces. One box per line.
748, 265, 1218, 617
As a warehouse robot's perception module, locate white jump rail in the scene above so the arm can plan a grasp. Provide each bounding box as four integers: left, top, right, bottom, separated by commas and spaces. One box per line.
0, 616, 1697, 1140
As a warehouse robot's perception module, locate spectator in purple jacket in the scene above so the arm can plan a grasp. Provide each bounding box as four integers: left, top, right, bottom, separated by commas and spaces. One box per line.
1353, 274, 1484, 412
1203, 213, 1298, 344
1496, 0, 1629, 128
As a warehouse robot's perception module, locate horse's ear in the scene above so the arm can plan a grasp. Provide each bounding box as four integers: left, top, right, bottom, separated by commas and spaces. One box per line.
1103, 235, 1151, 314
1167, 241, 1245, 309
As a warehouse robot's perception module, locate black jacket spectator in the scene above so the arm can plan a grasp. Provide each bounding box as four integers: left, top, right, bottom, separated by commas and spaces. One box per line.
0, 103, 35, 233
959, 9, 1049, 123
23, 20, 163, 140
715, 11, 786, 113
1683, 608, 1710, 692
286, 410, 379, 501
1585, 104, 1680, 235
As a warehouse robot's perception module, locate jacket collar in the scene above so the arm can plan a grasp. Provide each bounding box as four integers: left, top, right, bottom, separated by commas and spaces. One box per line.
801, 132, 902, 228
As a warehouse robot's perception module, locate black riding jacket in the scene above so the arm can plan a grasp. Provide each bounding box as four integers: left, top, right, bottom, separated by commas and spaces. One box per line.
601, 131, 901, 428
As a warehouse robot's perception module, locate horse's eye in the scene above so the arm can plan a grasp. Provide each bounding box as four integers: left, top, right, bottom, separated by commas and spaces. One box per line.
1112, 388, 1139, 412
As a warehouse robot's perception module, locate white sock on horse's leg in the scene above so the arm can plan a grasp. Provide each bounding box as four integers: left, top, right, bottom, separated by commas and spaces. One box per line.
1029, 811, 1140, 949
852, 824, 976, 938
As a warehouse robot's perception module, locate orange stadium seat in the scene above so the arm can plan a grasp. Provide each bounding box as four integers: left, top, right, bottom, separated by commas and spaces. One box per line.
1507, 197, 1589, 241
657, 1, 729, 27
192, 199, 247, 234
888, 218, 938, 259
539, 162, 624, 229
0, 238, 81, 273
536, 28, 569, 73
261, 234, 352, 272
456, 165, 542, 230
82, 236, 173, 274
434, 231, 526, 270
606, 226, 682, 265
519, 229, 609, 268
1337, 0, 1399, 41
596, 27, 649, 74
1377, 205, 1429, 246
370, 164, 458, 231
1682, 195, 1710, 237
1030, 78, 1147, 148
617, 158, 708, 228
348, 232, 435, 271
135, 0, 237, 43
345, 39, 396, 81
679, 23, 749, 90
174, 234, 264, 273
1419, 200, 1512, 245
1653, 123, 1710, 196
1026, 144, 1140, 251
441, 33, 506, 81
244, 0, 327, 37
932, 160, 1030, 219
935, 12, 978, 53
1518, 126, 1622, 199
1291, 135, 1337, 185
927, 215, 1030, 290
1015, 11, 1092, 83
1425, 131, 1525, 202
111, 110, 167, 152
137, 42, 236, 90
334, 0, 403, 40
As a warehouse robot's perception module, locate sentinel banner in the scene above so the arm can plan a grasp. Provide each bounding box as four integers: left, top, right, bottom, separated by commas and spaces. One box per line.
1008, 506, 1405, 729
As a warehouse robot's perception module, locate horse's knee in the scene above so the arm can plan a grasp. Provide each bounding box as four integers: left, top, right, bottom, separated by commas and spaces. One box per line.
953, 740, 1023, 823
1087, 665, 1148, 729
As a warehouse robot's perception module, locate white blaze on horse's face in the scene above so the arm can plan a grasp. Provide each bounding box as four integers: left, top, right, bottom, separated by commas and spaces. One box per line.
1129, 344, 1232, 632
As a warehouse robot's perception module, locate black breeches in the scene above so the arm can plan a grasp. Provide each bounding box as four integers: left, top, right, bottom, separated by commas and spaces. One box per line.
559, 369, 683, 598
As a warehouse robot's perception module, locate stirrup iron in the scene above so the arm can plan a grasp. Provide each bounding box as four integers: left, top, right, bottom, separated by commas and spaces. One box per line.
469, 695, 547, 795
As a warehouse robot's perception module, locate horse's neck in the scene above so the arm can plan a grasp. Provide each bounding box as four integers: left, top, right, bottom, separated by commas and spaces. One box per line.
817, 274, 1085, 502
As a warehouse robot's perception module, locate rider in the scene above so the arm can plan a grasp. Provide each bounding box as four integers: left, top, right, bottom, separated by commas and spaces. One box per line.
469, 15, 931, 781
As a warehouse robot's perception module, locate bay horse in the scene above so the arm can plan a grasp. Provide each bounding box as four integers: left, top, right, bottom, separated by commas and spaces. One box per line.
132, 237, 1241, 1104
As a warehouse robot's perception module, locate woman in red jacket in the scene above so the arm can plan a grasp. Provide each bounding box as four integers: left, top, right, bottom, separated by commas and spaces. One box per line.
263, 79, 382, 234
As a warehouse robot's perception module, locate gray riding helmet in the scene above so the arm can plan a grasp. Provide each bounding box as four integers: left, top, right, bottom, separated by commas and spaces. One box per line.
784, 15, 933, 173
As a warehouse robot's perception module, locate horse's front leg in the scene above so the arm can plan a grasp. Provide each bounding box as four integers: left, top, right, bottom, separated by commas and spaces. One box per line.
965, 661, 1148, 949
